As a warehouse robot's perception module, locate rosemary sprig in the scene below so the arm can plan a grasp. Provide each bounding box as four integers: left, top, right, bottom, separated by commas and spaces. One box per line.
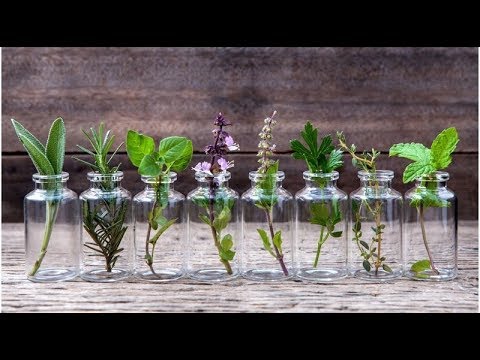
74, 123, 128, 272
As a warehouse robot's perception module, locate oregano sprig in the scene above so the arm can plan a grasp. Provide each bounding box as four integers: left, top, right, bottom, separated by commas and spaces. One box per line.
290, 122, 344, 267
389, 127, 459, 275
11, 117, 66, 276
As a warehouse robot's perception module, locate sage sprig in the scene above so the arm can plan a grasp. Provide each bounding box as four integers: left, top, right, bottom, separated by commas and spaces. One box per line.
11, 117, 66, 276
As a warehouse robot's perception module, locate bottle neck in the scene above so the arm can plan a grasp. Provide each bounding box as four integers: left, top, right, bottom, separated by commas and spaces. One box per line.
414, 172, 449, 191
358, 170, 394, 195
249, 170, 285, 189
142, 173, 176, 191
195, 171, 230, 189
33, 172, 68, 191
87, 172, 123, 191
303, 171, 338, 189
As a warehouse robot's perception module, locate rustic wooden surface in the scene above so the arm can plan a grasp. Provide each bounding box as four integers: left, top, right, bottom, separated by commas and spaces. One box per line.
2, 47, 478, 221
1, 222, 477, 312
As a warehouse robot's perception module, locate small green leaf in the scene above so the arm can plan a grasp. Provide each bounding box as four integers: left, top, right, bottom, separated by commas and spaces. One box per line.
411, 259, 431, 273
353, 221, 361, 232
212, 205, 232, 232
360, 240, 369, 249
257, 228, 274, 257
149, 218, 177, 246
138, 153, 162, 176
330, 231, 343, 238
430, 127, 459, 170
219, 249, 236, 261
382, 264, 393, 273
45, 117, 66, 174
126, 130, 155, 167
272, 231, 282, 250
309, 202, 330, 226
199, 214, 212, 226
221, 234, 233, 251
363, 260, 371, 272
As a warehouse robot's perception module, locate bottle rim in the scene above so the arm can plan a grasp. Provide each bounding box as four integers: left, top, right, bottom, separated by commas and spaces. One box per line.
141, 172, 178, 184
303, 171, 339, 181
249, 170, 285, 182
32, 172, 69, 183
415, 171, 449, 182
87, 171, 124, 182
358, 169, 394, 180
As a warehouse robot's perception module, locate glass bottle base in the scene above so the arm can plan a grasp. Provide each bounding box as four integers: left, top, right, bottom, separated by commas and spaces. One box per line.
27, 268, 79, 283
134, 268, 183, 282
296, 268, 347, 282
188, 268, 238, 283
81, 268, 130, 282
353, 268, 402, 281
405, 268, 457, 281
243, 269, 292, 282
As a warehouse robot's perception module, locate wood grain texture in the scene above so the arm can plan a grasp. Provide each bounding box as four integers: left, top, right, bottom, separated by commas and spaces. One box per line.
2, 153, 477, 222
2, 47, 477, 152
1, 222, 477, 312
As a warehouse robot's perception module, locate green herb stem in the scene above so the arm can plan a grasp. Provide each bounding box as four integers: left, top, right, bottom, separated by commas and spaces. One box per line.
418, 205, 439, 275
29, 200, 59, 276
313, 226, 328, 268
265, 208, 288, 276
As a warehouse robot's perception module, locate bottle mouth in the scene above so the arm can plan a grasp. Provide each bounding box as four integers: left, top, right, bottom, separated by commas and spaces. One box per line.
303, 171, 339, 181
142, 172, 177, 184
358, 169, 394, 181
33, 172, 69, 183
416, 171, 449, 182
87, 171, 124, 182
249, 170, 285, 182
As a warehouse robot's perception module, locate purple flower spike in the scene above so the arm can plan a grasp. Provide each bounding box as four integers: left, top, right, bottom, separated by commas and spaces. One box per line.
218, 157, 234, 171
225, 135, 239, 151
214, 112, 231, 127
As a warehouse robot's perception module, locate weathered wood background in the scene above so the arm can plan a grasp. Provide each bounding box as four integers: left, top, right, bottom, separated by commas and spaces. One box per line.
2, 47, 478, 221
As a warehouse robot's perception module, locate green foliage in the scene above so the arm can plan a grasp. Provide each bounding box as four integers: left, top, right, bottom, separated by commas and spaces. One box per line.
290, 121, 343, 173
411, 259, 431, 273
126, 130, 155, 167
11, 118, 65, 176
257, 228, 276, 258
389, 127, 459, 183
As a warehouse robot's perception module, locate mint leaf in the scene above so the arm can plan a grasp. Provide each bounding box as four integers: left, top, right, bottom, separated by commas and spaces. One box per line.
221, 234, 233, 251
389, 142, 431, 162
272, 231, 282, 252
411, 259, 431, 273
126, 130, 155, 167
403, 161, 435, 183
219, 249, 235, 261
430, 127, 459, 170
212, 204, 232, 232
45, 117, 66, 174
410, 189, 450, 208
309, 202, 329, 226
257, 228, 275, 257
158, 136, 193, 171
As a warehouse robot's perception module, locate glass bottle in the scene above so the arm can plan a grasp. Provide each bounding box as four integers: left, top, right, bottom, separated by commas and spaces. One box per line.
295, 171, 348, 282
404, 172, 457, 281
241, 171, 294, 281
134, 172, 185, 281
349, 170, 403, 281
186, 171, 239, 282
80, 171, 133, 282
24, 172, 80, 282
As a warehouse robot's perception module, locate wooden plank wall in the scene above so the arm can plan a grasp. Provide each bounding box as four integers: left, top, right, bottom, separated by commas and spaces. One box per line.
2, 47, 478, 221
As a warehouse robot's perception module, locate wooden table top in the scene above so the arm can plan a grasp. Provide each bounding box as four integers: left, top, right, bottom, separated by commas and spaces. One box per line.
2, 222, 478, 312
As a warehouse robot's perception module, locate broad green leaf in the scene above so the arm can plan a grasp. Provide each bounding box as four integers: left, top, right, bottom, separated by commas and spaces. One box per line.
403, 161, 435, 183
309, 202, 330, 226
382, 264, 393, 273
149, 218, 177, 245
430, 127, 459, 170
272, 231, 282, 251
411, 259, 431, 273
389, 142, 431, 162
126, 130, 155, 167
221, 234, 233, 251
159, 136, 193, 172
212, 204, 231, 232
330, 231, 342, 238
362, 260, 371, 272
138, 153, 162, 176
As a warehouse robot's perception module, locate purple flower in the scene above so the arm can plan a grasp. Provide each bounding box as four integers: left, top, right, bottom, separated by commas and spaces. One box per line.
214, 112, 231, 127
225, 136, 239, 151
192, 161, 213, 175
217, 157, 234, 171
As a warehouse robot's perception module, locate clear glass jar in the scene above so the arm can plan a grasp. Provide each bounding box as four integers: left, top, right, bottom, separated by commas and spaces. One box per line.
241, 171, 294, 281
349, 170, 403, 281
134, 172, 185, 282
186, 171, 239, 282
295, 171, 348, 282
80, 171, 133, 282
404, 172, 457, 281
24, 172, 80, 282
